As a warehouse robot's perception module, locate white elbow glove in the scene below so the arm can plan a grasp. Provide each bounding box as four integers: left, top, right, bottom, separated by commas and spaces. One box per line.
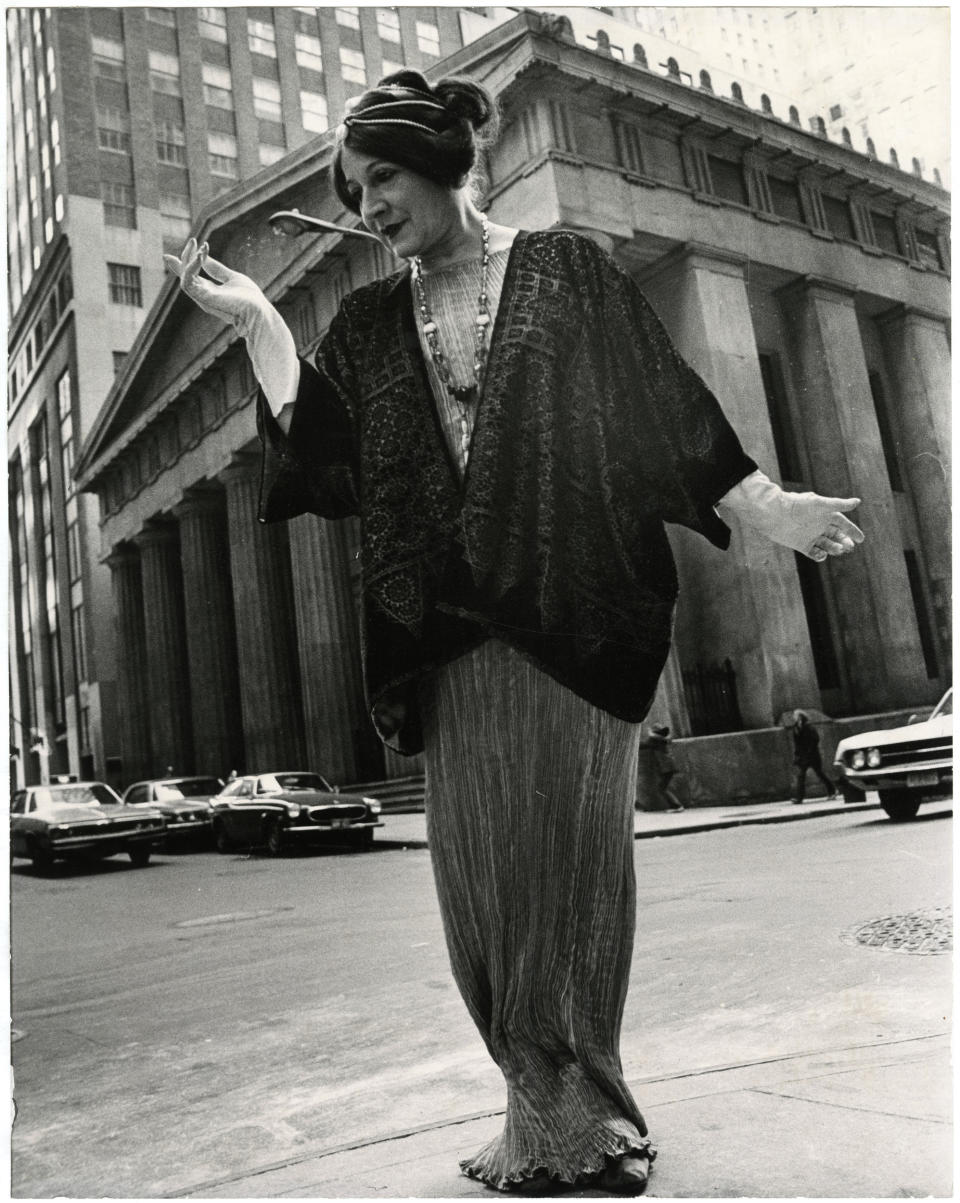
717, 470, 864, 562
163, 238, 299, 416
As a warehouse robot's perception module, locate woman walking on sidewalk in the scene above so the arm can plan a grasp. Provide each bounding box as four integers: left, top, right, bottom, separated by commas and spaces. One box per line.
165, 69, 863, 1195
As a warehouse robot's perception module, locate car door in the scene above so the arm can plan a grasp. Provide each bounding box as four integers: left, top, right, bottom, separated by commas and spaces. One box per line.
11, 790, 28, 855
226, 779, 260, 840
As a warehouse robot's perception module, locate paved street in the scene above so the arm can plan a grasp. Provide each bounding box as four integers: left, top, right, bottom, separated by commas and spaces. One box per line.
11, 801, 951, 1198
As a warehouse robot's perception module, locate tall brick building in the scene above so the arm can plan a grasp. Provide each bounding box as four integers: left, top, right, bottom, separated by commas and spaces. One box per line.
7, 6, 465, 788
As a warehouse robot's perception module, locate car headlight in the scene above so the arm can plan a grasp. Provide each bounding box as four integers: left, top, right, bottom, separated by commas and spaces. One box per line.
363, 797, 382, 814
866, 747, 882, 768
287, 804, 302, 819
851, 750, 866, 770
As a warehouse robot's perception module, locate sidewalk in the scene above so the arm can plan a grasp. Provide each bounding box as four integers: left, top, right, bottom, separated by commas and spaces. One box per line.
376, 795, 881, 850
186, 1032, 951, 1198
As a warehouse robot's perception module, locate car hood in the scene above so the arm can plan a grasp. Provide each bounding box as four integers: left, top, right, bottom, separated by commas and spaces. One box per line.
273, 790, 370, 807
31, 803, 166, 823
836, 713, 952, 754
151, 799, 214, 815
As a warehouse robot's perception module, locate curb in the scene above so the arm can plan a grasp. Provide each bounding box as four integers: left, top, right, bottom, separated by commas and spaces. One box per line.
378, 800, 881, 850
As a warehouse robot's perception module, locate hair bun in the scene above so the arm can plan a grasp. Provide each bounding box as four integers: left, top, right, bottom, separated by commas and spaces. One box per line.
376, 68, 433, 96
434, 76, 497, 135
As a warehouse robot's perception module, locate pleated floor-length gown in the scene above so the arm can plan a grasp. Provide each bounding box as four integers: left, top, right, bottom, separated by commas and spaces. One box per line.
419, 638, 656, 1189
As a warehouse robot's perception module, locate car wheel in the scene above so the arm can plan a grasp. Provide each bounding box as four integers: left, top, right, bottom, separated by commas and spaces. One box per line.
128, 846, 152, 868
878, 790, 922, 822
350, 828, 374, 851
213, 822, 232, 854
264, 820, 285, 857
29, 842, 54, 874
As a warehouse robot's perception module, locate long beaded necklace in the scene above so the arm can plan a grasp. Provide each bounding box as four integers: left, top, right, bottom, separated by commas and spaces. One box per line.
412, 214, 491, 410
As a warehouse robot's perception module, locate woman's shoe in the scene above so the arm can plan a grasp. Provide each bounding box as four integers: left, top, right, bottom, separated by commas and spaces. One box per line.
598, 1153, 650, 1194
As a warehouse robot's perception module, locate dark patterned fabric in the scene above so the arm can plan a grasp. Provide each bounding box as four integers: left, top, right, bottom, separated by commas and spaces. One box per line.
258, 230, 756, 753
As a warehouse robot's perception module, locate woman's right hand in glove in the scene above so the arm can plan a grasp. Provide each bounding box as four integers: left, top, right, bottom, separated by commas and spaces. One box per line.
163, 237, 299, 419
163, 237, 271, 339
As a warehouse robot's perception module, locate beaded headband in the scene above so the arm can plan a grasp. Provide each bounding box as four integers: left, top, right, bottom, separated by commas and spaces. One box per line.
342, 96, 448, 136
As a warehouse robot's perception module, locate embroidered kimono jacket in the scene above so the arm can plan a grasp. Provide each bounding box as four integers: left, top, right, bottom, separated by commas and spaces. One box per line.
258, 229, 756, 754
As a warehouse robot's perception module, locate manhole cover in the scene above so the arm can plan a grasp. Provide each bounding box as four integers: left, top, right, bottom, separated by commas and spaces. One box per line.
842, 906, 952, 955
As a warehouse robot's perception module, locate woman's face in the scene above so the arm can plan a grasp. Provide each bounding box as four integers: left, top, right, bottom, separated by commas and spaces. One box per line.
339, 146, 460, 260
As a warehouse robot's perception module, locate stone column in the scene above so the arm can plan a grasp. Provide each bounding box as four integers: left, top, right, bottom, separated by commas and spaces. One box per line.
132, 523, 194, 776
287, 513, 383, 784
777, 278, 930, 708
107, 545, 152, 784
639, 245, 820, 728
173, 487, 245, 778
876, 306, 952, 678
220, 456, 306, 769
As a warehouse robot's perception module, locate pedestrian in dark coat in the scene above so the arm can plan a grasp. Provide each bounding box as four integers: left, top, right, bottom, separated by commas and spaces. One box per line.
165, 67, 864, 1196
791, 710, 838, 803
646, 725, 685, 811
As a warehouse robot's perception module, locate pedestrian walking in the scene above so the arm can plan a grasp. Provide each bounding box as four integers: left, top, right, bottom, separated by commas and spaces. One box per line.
645, 725, 685, 812
165, 68, 864, 1195
790, 709, 838, 804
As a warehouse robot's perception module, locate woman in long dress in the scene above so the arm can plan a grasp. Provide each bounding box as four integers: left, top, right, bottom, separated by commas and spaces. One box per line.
166, 69, 863, 1195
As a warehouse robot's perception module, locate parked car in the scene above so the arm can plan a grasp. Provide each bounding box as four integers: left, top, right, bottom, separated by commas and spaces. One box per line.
833, 687, 953, 821
10, 779, 167, 872
211, 771, 384, 855
122, 776, 222, 847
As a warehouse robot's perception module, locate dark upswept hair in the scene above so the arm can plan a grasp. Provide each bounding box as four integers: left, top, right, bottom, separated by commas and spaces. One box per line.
332, 69, 498, 214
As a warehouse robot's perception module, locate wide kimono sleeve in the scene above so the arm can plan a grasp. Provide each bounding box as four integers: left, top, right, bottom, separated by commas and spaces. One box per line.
257, 304, 361, 523
582, 238, 758, 549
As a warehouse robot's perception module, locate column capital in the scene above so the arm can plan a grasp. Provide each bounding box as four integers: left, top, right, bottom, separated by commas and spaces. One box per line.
775, 274, 858, 307
217, 451, 260, 489
875, 302, 950, 332
105, 542, 140, 570
131, 520, 179, 550
171, 481, 227, 521
637, 241, 749, 289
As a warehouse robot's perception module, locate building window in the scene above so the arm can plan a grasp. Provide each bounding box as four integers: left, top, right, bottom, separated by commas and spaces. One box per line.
248, 17, 277, 58
871, 211, 901, 255
903, 550, 940, 680
294, 31, 323, 72
416, 20, 440, 56
208, 131, 238, 178
258, 143, 286, 167
708, 155, 748, 205
382, 57, 403, 78
92, 35, 125, 80
252, 77, 282, 121
867, 371, 904, 492
767, 176, 803, 224
202, 62, 234, 109
102, 181, 137, 229
160, 192, 192, 250
146, 7, 177, 26
915, 228, 944, 271
198, 6, 228, 43
71, 602, 88, 684
377, 8, 401, 42
96, 105, 131, 154
107, 263, 142, 306
149, 50, 181, 96
822, 194, 855, 240
339, 47, 366, 85
156, 120, 187, 165
336, 6, 360, 29
54, 194, 64, 222
300, 89, 328, 134
112, 350, 128, 375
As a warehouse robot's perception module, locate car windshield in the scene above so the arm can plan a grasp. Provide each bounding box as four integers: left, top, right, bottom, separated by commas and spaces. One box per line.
932, 690, 953, 719
156, 778, 221, 799
35, 784, 119, 808
259, 773, 330, 793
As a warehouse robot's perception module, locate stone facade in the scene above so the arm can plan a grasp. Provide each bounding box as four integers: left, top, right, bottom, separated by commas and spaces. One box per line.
74, 13, 951, 796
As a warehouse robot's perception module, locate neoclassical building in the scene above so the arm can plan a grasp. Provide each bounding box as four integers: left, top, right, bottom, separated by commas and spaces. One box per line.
74, 12, 951, 796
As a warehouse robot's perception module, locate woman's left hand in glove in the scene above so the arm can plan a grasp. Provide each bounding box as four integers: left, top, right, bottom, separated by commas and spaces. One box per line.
717, 470, 865, 562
